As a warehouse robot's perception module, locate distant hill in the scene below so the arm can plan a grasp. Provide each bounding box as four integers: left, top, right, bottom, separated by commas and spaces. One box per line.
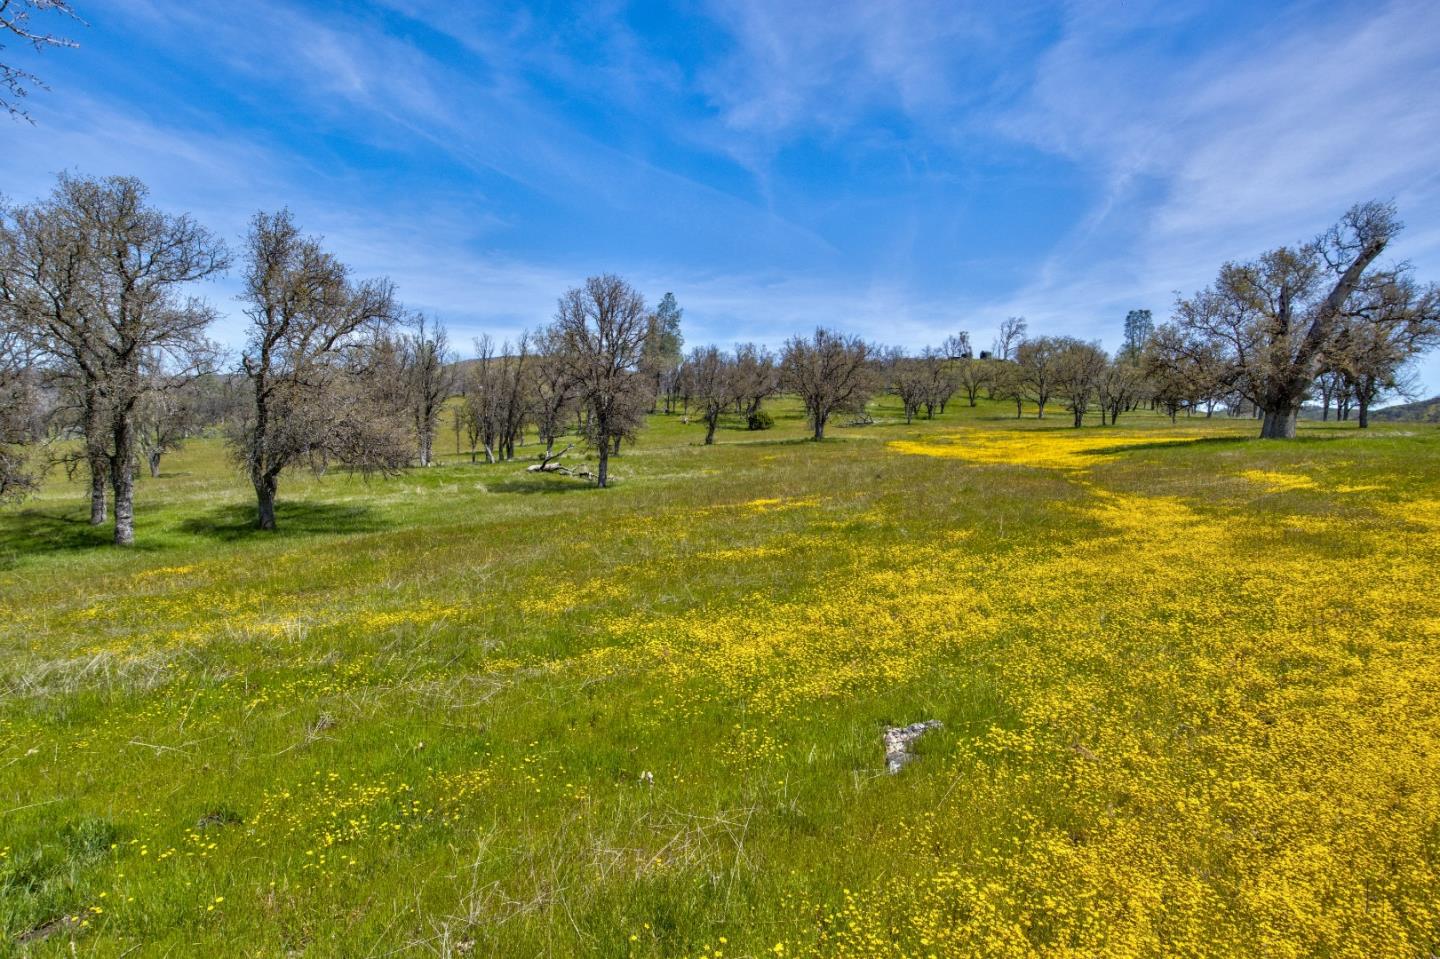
1371, 396, 1440, 423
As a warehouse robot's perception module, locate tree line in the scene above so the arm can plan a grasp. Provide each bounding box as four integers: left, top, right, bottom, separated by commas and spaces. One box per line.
2, 175, 1437, 546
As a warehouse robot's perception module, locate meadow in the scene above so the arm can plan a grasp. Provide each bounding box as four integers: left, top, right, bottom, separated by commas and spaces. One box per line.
1, 397, 1438, 957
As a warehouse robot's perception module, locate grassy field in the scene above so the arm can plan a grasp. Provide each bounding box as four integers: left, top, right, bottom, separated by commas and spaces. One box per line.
2, 397, 1439, 957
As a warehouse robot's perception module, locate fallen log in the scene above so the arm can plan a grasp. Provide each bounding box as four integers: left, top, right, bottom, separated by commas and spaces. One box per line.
526, 444, 575, 473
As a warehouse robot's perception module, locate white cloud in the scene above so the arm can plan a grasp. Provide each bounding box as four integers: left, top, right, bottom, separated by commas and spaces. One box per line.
7, 0, 1439, 391
698, 0, 1010, 137
988, 0, 1440, 387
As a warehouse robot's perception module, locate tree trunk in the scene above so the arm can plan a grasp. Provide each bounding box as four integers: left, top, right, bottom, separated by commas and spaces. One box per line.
83, 384, 109, 525
611, 434, 622, 455
705, 415, 717, 445
109, 414, 136, 547
112, 462, 135, 546
255, 472, 278, 531
1357, 394, 1371, 429
812, 413, 826, 441
148, 450, 162, 478
1259, 406, 1299, 439
596, 439, 610, 488
89, 459, 108, 525
1072, 407, 1084, 428
109, 457, 134, 546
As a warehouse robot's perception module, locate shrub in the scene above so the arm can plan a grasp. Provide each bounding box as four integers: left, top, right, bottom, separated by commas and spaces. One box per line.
747, 409, 774, 431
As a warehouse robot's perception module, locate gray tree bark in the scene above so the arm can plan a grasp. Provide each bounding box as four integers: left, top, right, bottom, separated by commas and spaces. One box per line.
109, 419, 136, 547
255, 473, 278, 531
88, 460, 107, 525
1259, 407, 1299, 439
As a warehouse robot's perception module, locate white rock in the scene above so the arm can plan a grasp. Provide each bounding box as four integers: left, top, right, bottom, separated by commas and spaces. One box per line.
883, 720, 942, 774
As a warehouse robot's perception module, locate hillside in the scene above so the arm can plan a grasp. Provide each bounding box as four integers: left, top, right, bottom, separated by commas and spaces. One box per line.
2, 402, 1439, 956
1371, 395, 1440, 422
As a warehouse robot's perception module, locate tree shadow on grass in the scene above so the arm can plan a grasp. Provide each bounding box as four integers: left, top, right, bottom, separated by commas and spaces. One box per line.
1091, 430, 1357, 458
726, 435, 838, 448
177, 500, 389, 541
1085, 434, 1256, 457
487, 475, 597, 495
0, 509, 119, 564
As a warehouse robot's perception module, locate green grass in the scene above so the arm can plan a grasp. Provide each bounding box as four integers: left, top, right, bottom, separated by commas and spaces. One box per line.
2, 397, 1439, 957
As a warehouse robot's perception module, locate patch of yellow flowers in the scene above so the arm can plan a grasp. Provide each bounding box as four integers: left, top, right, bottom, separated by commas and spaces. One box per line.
600, 428, 1440, 956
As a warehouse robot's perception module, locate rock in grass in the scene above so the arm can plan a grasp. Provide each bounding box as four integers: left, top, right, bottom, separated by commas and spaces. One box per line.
883, 720, 942, 774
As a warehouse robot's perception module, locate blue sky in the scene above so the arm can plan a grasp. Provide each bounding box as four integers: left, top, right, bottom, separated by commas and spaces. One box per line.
4, 0, 1440, 391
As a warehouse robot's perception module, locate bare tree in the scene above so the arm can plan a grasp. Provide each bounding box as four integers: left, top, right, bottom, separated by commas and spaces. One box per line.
993, 316, 1027, 361
954, 356, 991, 407
1, 180, 110, 523
687, 344, 739, 444
235, 210, 405, 530
1142, 325, 1225, 423
1314, 367, 1345, 422
1173, 201, 1401, 438
1097, 356, 1142, 426
551, 275, 649, 488
3, 174, 225, 545
888, 352, 928, 424
919, 346, 957, 416
405, 314, 455, 466
1330, 277, 1440, 428
732, 342, 778, 419
463, 333, 531, 462
668, 354, 694, 417
135, 366, 201, 477
1, 0, 82, 121
990, 359, 1027, 418
462, 336, 497, 463
1016, 336, 1063, 419
781, 327, 875, 440
1051, 338, 1108, 427
86, 177, 224, 546
942, 331, 972, 360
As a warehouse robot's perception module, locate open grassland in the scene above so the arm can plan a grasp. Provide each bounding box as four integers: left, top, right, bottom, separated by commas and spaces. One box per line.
2, 399, 1439, 957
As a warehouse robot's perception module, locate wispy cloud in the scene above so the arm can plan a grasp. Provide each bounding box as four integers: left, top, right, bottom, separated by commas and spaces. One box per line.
990, 0, 1440, 373
3, 0, 1438, 389
697, 0, 1027, 138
